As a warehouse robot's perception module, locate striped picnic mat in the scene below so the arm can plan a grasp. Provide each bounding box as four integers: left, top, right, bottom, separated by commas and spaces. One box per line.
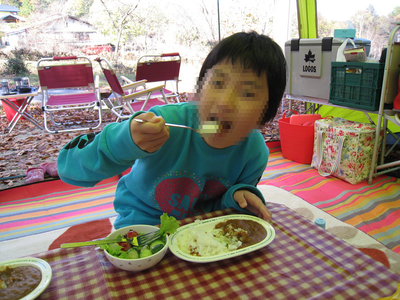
259, 145, 400, 254
1, 145, 399, 255
0, 180, 118, 242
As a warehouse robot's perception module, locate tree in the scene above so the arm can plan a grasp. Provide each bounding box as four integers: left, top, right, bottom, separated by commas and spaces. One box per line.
101, 0, 139, 61
315, 4, 398, 59
64, 0, 94, 18
89, 0, 172, 61
348, 5, 390, 59
350, 5, 379, 40
88, 0, 143, 62
20, 0, 52, 16
389, 6, 400, 19
2, 49, 30, 77
19, 0, 35, 16
317, 14, 340, 37
2, 0, 22, 8
198, 0, 218, 43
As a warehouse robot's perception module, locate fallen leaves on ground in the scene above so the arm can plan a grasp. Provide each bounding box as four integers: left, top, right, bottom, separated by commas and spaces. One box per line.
0, 96, 304, 189
0, 102, 118, 188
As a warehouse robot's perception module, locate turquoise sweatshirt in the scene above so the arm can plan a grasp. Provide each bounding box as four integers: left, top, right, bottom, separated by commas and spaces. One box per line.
58, 102, 269, 228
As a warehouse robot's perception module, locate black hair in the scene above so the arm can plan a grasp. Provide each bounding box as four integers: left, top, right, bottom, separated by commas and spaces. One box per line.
197, 31, 286, 124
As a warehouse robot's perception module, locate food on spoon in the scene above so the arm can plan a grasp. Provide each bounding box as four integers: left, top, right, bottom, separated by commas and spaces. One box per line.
177, 219, 267, 257
198, 121, 221, 134
0, 265, 41, 300
100, 213, 179, 259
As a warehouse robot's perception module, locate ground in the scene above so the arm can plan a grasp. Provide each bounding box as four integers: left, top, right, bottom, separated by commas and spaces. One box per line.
0, 95, 305, 190
2, 96, 398, 190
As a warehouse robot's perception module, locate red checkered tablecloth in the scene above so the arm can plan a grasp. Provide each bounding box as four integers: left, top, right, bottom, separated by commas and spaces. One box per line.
35, 204, 400, 300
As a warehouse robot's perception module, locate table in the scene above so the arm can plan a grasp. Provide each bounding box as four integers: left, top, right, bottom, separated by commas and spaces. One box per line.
1, 89, 42, 133
33, 204, 400, 300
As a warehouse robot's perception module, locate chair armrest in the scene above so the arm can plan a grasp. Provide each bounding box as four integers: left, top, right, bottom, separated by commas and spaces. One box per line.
122, 79, 147, 91
120, 76, 134, 84
122, 84, 165, 102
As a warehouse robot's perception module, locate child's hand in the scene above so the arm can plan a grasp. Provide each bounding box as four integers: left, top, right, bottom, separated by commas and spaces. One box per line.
130, 112, 170, 152
233, 190, 272, 223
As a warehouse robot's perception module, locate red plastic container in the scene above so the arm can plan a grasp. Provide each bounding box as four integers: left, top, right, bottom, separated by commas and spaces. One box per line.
2, 98, 25, 122
289, 113, 321, 125
278, 111, 321, 164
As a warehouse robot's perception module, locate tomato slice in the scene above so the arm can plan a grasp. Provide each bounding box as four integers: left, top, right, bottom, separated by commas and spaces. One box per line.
125, 230, 139, 239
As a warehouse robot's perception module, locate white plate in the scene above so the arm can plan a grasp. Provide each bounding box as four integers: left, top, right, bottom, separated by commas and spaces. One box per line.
169, 214, 275, 263
0, 257, 52, 300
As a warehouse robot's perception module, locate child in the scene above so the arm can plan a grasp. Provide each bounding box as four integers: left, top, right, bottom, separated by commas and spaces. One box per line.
58, 31, 287, 228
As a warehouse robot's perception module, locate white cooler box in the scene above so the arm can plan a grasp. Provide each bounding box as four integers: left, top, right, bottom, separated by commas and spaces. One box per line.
285, 37, 371, 100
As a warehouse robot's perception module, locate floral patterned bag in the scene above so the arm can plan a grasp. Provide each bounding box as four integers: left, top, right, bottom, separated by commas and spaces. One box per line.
311, 118, 380, 184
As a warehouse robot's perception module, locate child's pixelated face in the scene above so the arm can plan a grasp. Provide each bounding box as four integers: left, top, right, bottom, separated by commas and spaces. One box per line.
198, 61, 269, 149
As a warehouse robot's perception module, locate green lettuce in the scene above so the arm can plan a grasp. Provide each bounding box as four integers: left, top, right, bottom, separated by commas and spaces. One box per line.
159, 213, 179, 236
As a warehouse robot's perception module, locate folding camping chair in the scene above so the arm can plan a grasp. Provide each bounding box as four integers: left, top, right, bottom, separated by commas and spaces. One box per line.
95, 57, 169, 120
37, 56, 102, 133
135, 53, 181, 101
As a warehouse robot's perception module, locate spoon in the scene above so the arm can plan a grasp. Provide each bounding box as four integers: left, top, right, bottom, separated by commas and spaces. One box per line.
134, 118, 221, 134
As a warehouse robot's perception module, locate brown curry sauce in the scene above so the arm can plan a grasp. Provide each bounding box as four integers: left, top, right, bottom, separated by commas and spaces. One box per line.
215, 219, 267, 249
0, 266, 41, 300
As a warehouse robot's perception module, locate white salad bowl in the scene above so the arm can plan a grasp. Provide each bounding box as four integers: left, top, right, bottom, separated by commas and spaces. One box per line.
104, 225, 169, 272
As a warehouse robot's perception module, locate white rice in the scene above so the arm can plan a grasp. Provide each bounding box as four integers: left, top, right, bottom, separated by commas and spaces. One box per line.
177, 221, 244, 257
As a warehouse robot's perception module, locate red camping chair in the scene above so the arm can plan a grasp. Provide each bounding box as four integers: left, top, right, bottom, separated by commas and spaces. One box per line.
135, 53, 181, 101
95, 57, 168, 120
37, 56, 102, 133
